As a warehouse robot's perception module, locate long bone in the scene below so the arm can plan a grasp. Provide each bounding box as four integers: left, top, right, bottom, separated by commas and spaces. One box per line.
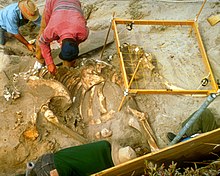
128, 107, 159, 152
42, 106, 87, 144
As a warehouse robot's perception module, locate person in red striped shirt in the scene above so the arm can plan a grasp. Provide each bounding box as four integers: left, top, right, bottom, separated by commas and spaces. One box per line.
35, 0, 89, 75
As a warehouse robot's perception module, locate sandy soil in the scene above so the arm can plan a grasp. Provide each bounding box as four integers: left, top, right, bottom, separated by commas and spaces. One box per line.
0, 0, 219, 175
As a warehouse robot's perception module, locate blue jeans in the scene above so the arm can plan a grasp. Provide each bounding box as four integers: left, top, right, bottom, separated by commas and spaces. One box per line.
0, 27, 6, 45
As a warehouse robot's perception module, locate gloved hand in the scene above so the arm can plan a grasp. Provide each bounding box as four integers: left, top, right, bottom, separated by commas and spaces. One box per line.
34, 61, 45, 70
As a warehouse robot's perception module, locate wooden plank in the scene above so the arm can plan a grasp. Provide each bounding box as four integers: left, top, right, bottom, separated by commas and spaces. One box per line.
207, 14, 220, 26
93, 128, 220, 176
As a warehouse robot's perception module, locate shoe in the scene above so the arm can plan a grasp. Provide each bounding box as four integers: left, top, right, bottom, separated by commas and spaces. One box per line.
167, 132, 177, 142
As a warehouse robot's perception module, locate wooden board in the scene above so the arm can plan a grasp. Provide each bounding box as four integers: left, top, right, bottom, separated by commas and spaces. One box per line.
207, 14, 220, 26
93, 128, 220, 176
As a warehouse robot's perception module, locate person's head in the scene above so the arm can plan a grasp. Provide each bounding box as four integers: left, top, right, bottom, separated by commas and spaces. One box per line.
59, 38, 79, 61
18, 0, 40, 22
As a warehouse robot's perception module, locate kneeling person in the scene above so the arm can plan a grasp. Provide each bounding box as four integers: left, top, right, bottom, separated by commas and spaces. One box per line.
0, 0, 41, 51
25, 141, 115, 176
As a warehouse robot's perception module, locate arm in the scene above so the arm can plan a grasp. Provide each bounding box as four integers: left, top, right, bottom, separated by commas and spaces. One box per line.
39, 32, 57, 75
6, 9, 35, 52
13, 33, 35, 52
36, 5, 56, 75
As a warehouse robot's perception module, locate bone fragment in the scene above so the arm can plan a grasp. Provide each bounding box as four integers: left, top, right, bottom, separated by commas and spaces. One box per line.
128, 117, 142, 133
29, 76, 39, 80
39, 69, 48, 78
164, 81, 185, 90
44, 109, 87, 144
95, 132, 101, 139
101, 128, 112, 138
100, 110, 115, 122
95, 59, 112, 67
13, 111, 25, 129
142, 53, 155, 71
88, 86, 95, 118
118, 146, 137, 163
3, 86, 21, 101
90, 118, 102, 125
3, 87, 11, 101
111, 72, 123, 86
96, 63, 106, 73
97, 82, 107, 114
81, 66, 105, 91
79, 88, 86, 120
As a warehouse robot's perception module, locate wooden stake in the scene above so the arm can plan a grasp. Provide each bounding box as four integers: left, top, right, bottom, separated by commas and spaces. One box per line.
100, 12, 115, 60
195, 0, 207, 22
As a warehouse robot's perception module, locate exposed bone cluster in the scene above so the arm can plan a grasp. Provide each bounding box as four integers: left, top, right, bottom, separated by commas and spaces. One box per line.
3, 68, 40, 101
3, 85, 20, 101
120, 43, 155, 80
42, 104, 87, 144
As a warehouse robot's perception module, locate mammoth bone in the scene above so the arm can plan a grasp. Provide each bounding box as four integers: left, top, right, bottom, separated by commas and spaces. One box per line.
28, 78, 87, 143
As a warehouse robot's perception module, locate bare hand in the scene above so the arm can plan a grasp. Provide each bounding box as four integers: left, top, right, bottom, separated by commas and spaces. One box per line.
48, 63, 57, 75
27, 43, 36, 52
50, 169, 59, 176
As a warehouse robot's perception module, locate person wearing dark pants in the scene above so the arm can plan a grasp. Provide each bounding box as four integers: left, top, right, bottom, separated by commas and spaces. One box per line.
0, 27, 6, 45
167, 108, 219, 142
22, 140, 115, 176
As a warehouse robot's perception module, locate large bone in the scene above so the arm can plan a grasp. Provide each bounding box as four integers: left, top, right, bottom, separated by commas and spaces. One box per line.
128, 107, 159, 152
28, 79, 72, 111
79, 66, 105, 119
44, 109, 87, 144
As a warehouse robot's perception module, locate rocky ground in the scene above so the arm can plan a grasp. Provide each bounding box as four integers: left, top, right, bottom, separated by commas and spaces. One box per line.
0, 0, 219, 175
